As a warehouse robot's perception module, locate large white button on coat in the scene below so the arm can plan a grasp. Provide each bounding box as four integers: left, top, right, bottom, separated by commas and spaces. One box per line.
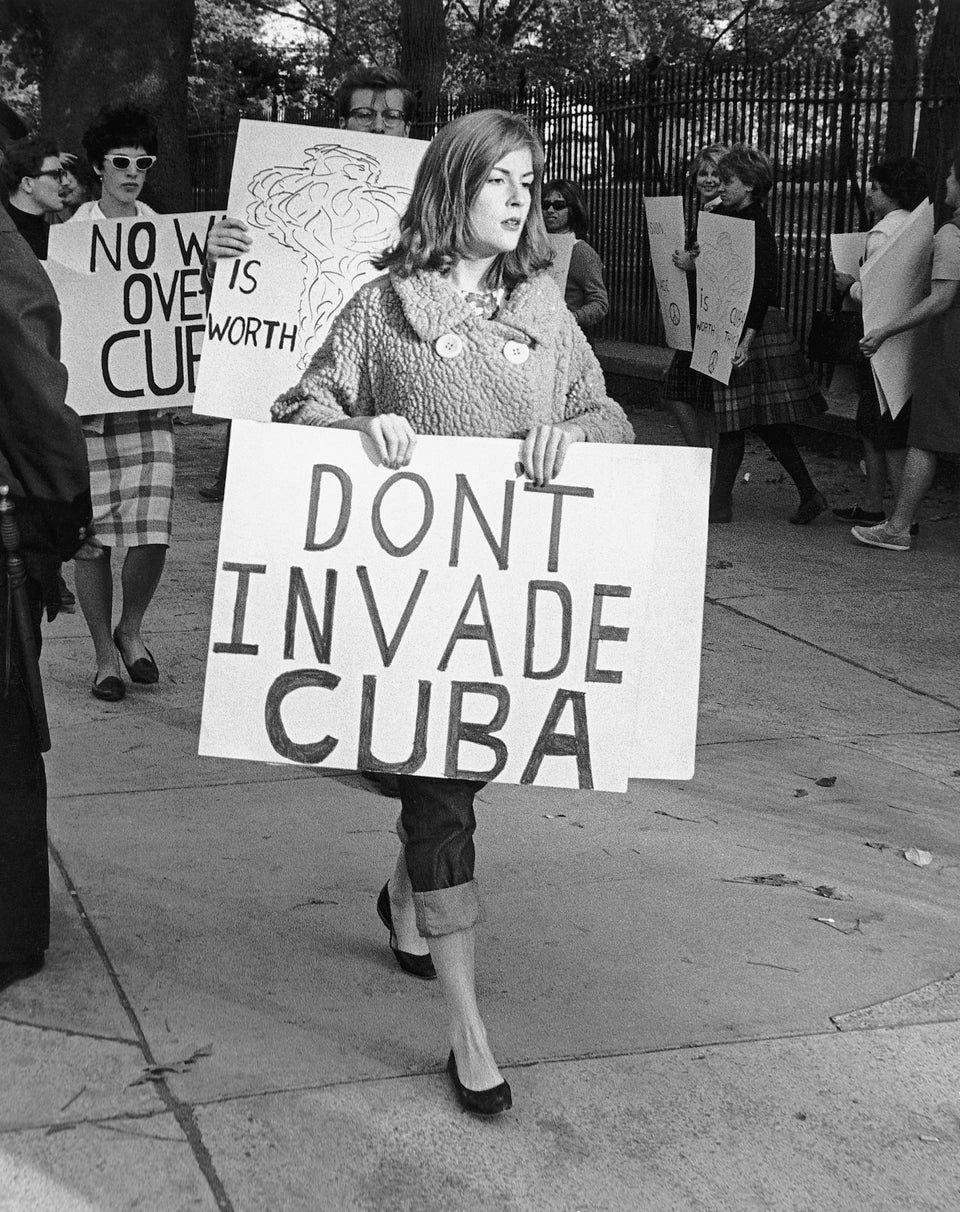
502, 340, 530, 365
435, 333, 464, 359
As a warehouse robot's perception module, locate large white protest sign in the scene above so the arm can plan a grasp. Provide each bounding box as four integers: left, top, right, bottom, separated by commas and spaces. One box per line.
831, 232, 867, 280
44, 212, 222, 417
199, 424, 710, 789
861, 200, 934, 418
194, 120, 427, 423
644, 196, 692, 351
690, 211, 755, 384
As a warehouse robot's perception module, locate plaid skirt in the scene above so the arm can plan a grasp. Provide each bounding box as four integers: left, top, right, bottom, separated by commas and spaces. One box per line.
662, 309, 827, 434
84, 411, 175, 547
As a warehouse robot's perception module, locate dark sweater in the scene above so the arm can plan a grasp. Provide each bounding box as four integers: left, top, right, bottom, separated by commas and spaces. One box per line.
715, 199, 779, 332
5, 200, 51, 260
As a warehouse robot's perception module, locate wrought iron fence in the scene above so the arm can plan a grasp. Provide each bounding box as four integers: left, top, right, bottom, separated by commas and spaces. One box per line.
189, 56, 958, 349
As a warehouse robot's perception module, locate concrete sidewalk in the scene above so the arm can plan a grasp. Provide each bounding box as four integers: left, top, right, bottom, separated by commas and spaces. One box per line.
2, 412, 959, 1211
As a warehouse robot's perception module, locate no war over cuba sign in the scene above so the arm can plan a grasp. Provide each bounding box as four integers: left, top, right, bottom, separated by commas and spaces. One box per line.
45, 212, 223, 416
199, 424, 710, 792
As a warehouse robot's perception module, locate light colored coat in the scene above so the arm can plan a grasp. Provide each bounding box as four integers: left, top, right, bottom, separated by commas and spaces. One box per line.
272, 269, 634, 446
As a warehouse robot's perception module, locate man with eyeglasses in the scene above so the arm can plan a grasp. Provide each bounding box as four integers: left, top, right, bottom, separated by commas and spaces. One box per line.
1, 136, 69, 259
198, 65, 416, 503
336, 65, 414, 138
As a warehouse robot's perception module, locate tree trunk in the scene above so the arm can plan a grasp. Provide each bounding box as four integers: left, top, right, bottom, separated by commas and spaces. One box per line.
399, 0, 447, 136
883, 0, 918, 159
33, 0, 195, 212
915, 0, 960, 213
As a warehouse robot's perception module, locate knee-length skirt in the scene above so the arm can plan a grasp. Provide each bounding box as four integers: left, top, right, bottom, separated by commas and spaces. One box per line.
662, 308, 827, 433
84, 411, 175, 547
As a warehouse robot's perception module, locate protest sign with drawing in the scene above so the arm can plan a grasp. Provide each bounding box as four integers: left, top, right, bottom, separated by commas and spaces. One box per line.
643, 196, 692, 351
44, 212, 222, 416
545, 231, 576, 297
690, 211, 755, 384
193, 120, 427, 423
199, 424, 710, 789
860, 199, 934, 418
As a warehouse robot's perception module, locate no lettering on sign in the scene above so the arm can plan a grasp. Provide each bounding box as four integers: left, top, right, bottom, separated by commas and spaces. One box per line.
199, 425, 708, 791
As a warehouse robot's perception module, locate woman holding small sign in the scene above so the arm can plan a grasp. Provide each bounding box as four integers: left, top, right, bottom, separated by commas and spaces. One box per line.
272, 109, 633, 1115
69, 104, 170, 702
664, 144, 827, 525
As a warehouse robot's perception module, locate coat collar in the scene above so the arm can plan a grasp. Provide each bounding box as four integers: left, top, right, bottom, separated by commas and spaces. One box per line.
390, 270, 562, 347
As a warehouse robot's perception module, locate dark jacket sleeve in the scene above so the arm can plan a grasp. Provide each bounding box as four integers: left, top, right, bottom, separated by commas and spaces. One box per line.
0, 206, 92, 566
744, 205, 779, 332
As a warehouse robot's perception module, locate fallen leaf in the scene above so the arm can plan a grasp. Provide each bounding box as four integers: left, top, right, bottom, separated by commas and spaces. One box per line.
815, 776, 837, 787
129, 1045, 212, 1087
864, 841, 892, 852
814, 917, 862, 935
903, 847, 933, 867
794, 788, 808, 798
707, 559, 734, 569
813, 885, 850, 900
743, 472, 751, 482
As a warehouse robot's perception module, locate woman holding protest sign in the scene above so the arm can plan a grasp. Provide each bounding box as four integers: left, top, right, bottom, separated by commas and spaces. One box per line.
852, 152, 960, 551
664, 144, 827, 524
272, 109, 633, 1115
70, 104, 170, 702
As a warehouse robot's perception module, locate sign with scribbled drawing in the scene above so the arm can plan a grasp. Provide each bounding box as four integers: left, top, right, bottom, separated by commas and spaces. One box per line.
644, 196, 692, 351
43, 212, 222, 416
545, 231, 576, 297
199, 424, 710, 789
860, 200, 934, 419
690, 211, 755, 384
193, 120, 427, 422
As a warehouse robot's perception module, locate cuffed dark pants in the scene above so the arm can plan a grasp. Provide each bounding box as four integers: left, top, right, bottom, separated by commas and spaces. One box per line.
0, 586, 49, 962
396, 775, 485, 938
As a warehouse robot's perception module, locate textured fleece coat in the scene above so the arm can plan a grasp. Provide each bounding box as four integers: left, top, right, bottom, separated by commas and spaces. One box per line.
271, 268, 635, 446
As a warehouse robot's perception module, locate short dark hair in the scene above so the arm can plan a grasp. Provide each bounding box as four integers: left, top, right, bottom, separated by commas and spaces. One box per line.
81, 103, 158, 168
375, 109, 552, 288
717, 144, 774, 202
869, 157, 929, 211
336, 66, 415, 123
542, 178, 590, 239
1, 135, 61, 195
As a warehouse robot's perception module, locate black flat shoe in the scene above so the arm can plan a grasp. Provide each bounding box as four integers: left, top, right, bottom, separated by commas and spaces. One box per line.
92, 673, 125, 702
446, 1051, 512, 1116
789, 491, 828, 525
0, 951, 44, 994
376, 883, 436, 981
832, 504, 884, 524
113, 628, 160, 684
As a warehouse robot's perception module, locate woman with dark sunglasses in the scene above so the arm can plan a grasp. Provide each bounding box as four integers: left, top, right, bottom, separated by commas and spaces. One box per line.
541, 178, 608, 331
69, 104, 172, 703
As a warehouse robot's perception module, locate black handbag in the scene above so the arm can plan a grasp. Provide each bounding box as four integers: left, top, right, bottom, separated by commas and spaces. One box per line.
806, 308, 862, 364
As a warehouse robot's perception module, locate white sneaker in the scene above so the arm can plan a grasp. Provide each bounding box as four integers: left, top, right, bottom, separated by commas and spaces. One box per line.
851, 521, 911, 551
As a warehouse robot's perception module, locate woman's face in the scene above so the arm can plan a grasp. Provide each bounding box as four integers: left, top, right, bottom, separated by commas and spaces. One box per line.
541, 189, 571, 234
98, 144, 152, 212
695, 158, 721, 204
719, 171, 753, 211
945, 166, 960, 210
465, 146, 534, 260
867, 179, 897, 218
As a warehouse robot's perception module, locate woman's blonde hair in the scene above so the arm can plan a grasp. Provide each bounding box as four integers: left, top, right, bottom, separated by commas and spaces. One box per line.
375, 109, 553, 286
687, 143, 728, 189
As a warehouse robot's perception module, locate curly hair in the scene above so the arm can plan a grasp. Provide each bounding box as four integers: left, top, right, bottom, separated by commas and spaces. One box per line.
717, 144, 774, 202
81, 103, 158, 168
542, 178, 591, 240
375, 109, 552, 288
868, 157, 929, 211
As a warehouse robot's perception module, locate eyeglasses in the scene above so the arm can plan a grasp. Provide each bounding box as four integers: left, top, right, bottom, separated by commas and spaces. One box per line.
541, 200, 568, 211
347, 108, 406, 128
33, 168, 66, 182
104, 155, 156, 172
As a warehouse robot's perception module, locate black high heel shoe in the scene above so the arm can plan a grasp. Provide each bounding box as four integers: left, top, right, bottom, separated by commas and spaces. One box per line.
376, 883, 436, 981
446, 1051, 512, 1116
